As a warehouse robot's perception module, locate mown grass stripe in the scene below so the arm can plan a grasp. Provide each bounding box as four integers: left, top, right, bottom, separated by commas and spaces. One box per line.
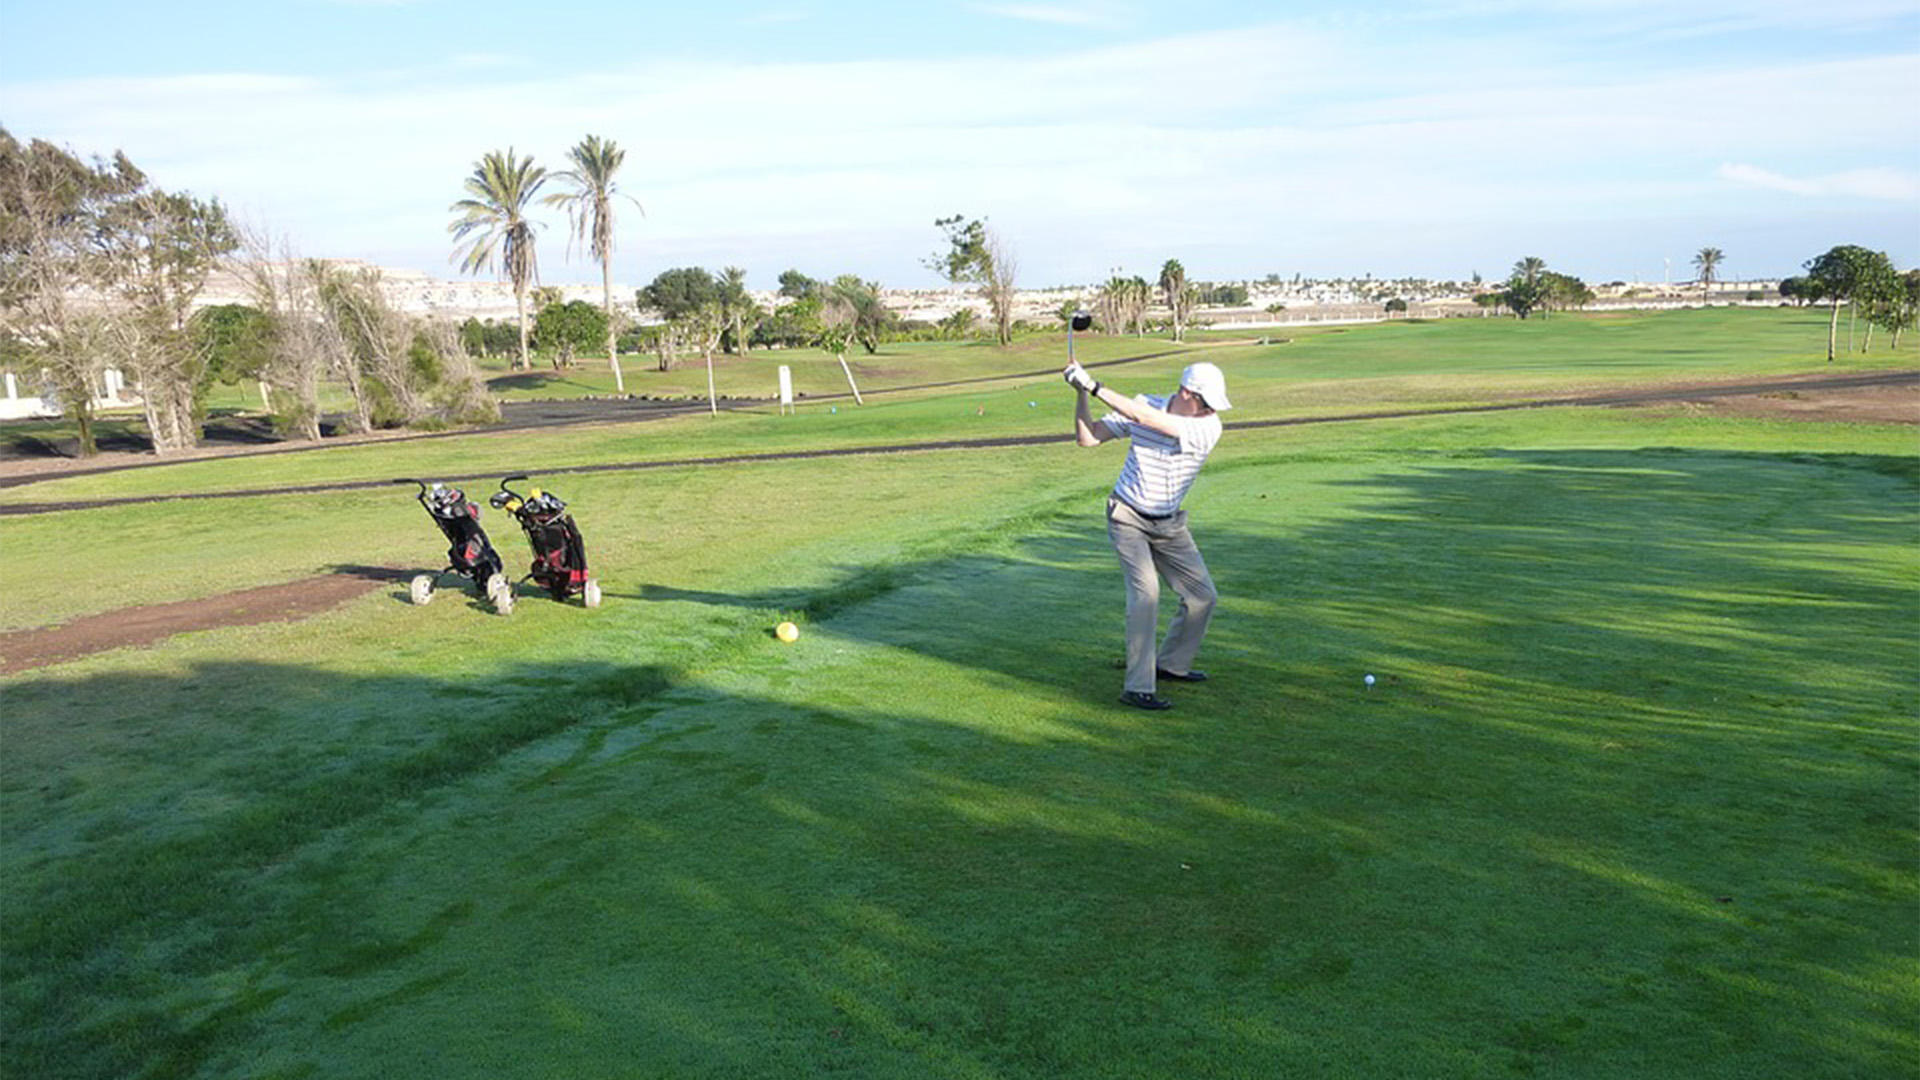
5, 370, 1910, 517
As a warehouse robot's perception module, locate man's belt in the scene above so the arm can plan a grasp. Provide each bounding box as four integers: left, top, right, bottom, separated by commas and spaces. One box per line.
1114, 494, 1175, 521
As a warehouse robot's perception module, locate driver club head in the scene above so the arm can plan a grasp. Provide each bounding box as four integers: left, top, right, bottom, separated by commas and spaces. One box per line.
1070, 311, 1093, 333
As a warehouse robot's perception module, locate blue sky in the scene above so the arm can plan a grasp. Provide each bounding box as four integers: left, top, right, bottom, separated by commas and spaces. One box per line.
3, 0, 1915, 291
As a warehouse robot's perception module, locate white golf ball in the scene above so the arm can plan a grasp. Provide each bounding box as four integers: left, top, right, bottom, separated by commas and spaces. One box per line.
1364, 674, 1376, 687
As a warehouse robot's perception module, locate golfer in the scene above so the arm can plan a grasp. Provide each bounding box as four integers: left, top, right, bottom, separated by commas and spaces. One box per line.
1064, 359, 1231, 710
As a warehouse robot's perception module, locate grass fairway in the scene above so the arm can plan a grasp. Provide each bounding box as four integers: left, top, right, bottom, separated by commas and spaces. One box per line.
2, 311, 1916, 1078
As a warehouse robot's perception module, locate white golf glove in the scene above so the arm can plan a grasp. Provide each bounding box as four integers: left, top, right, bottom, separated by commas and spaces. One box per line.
1063, 361, 1098, 394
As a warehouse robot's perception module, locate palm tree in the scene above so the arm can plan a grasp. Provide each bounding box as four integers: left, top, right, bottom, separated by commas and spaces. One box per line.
719, 266, 752, 355
449, 149, 547, 370
544, 135, 640, 392
1693, 247, 1724, 299
1159, 259, 1188, 342
1505, 257, 1548, 319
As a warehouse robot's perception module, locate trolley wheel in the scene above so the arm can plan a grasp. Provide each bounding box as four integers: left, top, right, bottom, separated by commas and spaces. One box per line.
487, 573, 515, 616
409, 574, 435, 606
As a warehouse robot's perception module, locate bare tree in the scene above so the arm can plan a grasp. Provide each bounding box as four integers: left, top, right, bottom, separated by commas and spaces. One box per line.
690, 302, 726, 415
816, 290, 865, 405
307, 263, 498, 430
985, 230, 1018, 346
929, 215, 1017, 346
650, 320, 688, 372
95, 189, 237, 454
230, 228, 327, 440
417, 318, 499, 425
317, 266, 432, 425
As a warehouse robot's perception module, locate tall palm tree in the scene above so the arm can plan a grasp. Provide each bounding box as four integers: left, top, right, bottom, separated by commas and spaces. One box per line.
544, 135, 639, 392
1159, 259, 1188, 342
1693, 247, 1724, 298
1512, 256, 1547, 287
450, 149, 547, 370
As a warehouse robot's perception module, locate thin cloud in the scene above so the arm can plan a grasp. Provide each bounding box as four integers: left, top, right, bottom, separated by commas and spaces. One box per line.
5, 16, 1912, 284
1411, 0, 1915, 31
1719, 163, 1920, 200
448, 53, 527, 70
971, 3, 1122, 28
740, 10, 808, 26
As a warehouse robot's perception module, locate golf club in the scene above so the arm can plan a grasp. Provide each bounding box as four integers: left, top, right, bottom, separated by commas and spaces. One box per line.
1068, 309, 1092, 366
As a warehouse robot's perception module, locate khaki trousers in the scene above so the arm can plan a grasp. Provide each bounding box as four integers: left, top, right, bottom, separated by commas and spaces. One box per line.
1106, 496, 1218, 695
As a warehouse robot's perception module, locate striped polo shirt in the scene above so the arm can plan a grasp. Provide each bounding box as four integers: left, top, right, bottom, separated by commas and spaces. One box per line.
1103, 394, 1223, 517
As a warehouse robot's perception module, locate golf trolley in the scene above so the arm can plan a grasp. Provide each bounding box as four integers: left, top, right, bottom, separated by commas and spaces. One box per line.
395, 478, 515, 614
489, 474, 602, 609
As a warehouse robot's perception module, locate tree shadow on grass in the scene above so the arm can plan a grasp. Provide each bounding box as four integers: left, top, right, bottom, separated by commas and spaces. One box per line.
323, 563, 509, 613
487, 370, 600, 395
326, 564, 415, 585
0, 418, 150, 459
2, 447, 1914, 1079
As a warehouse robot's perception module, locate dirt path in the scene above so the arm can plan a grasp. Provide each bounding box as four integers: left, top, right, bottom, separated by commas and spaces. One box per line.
0, 567, 409, 676
2, 368, 1912, 675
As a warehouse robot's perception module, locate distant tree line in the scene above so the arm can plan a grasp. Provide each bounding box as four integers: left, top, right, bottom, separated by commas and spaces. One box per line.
1471, 257, 1595, 319
2, 127, 495, 456
19, 121, 1913, 452
1469, 244, 1918, 357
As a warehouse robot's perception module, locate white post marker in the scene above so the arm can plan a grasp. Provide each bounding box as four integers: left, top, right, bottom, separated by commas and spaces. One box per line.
4, 372, 16, 400
259, 381, 272, 411
777, 365, 794, 415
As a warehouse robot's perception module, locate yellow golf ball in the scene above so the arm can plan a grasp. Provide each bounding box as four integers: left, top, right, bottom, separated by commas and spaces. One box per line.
776, 621, 800, 643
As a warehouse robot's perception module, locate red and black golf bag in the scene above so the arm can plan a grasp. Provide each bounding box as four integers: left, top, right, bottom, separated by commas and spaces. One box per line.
395, 478, 513, 613
490, 475, 601, 607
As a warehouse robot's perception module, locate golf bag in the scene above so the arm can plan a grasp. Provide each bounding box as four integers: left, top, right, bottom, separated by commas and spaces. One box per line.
395, 478, 514, 614
490, 474, 601, 607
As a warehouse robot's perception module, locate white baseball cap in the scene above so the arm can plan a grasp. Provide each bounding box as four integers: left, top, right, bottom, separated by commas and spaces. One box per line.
1179, 362, 1232, 411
